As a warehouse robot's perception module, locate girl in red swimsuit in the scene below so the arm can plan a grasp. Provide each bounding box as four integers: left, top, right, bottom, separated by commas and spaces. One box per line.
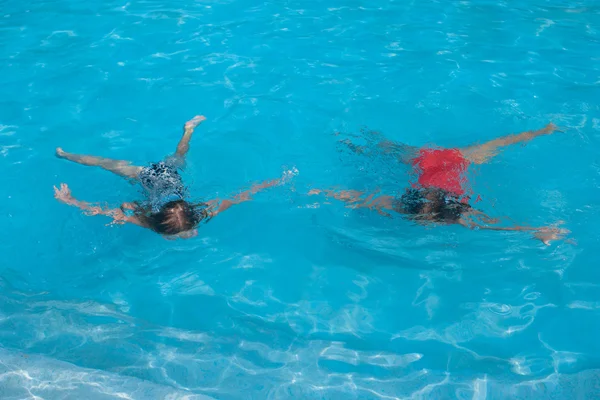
310, 123, 566, 245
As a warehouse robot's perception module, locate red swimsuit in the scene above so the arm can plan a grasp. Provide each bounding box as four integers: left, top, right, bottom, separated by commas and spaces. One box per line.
411, 148, 470, 197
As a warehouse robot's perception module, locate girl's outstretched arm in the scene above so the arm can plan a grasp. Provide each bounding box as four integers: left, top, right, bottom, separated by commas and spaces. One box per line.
459, 211, 567, 245
54, 183, 146, 227
207, 169, 297, 218
308, 188, 395, 216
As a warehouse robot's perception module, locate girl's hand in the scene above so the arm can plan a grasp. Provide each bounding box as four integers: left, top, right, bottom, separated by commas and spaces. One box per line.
541, 122, 562, 135
53, 183, 73, 204
533, 226, 569, 245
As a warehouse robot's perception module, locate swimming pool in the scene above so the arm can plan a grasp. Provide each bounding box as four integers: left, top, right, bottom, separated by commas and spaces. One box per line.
1, 0, 599, 398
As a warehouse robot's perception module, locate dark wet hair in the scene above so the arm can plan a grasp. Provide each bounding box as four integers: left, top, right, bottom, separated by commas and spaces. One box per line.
136, 200, 209, 235
395, 188, 471, 223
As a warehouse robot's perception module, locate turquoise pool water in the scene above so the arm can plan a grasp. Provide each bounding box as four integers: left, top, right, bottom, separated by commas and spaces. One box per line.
1, 0, 600, 398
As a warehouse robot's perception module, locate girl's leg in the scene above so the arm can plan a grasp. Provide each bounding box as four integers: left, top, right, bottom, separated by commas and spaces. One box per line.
377, 140, 419, 164
461, 123, 559, 164
175, 115, 206, 158
56, 148, 142, 179
340, 130, 418, 164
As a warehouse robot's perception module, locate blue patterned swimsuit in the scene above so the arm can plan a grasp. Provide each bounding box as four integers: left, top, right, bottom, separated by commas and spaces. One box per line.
138, 158, 187, 212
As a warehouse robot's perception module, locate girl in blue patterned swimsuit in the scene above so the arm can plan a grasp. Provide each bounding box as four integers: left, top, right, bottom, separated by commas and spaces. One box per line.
54, 116, 286, 239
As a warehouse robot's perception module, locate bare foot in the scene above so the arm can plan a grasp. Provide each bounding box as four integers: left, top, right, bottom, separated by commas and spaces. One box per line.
185, 115, 206, 131
56, 147, 67, 158
308, 189, 322, 195
340, 139, 365, 155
